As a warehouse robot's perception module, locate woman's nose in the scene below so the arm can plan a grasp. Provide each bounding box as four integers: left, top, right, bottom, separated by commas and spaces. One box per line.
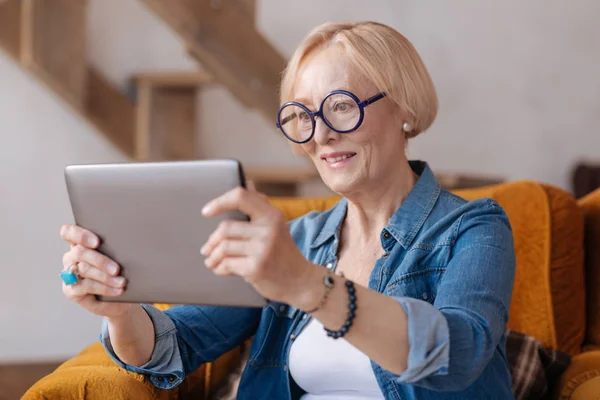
313, 116, 337, 145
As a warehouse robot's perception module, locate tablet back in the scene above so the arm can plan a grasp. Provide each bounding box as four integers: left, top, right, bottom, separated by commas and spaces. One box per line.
64, 159, 266, 307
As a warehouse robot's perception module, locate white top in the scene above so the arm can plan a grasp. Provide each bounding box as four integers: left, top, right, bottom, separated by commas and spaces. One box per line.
289, 318, 384, 399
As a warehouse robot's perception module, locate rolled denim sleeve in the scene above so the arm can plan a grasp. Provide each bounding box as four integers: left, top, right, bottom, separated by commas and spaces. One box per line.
391, 200, 516, 391
392, 297, 450, 382
101, 303, 184, 389
101, 303, 261, 390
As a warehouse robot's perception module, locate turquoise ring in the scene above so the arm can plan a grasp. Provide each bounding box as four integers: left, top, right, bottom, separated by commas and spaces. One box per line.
61, 264, 80, 285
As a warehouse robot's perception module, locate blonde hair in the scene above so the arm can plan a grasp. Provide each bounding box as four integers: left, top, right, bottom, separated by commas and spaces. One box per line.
279, 21, 438, 138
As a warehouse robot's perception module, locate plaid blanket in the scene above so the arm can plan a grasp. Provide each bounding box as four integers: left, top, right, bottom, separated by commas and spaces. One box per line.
507, 329, 571, 400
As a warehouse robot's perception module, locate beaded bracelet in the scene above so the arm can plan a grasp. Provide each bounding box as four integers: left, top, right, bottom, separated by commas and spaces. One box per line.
324, 279, 357, 339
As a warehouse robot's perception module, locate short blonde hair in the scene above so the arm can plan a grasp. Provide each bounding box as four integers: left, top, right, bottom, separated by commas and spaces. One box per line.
279, 21, 438, 138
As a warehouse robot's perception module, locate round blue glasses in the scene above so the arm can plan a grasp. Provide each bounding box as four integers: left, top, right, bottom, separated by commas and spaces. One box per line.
276, 90, 386, 144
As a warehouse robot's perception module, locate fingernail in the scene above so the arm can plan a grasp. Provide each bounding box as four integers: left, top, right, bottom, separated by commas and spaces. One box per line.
202, 204, 212, 215
108, 262, 119, 275
111, 287, 122, 295
88, 237, 99, 248
114, 277, 126, 287
200, 245, 207, 255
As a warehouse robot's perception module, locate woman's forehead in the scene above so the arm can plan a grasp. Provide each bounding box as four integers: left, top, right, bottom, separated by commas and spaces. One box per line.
293, 47, 371, 104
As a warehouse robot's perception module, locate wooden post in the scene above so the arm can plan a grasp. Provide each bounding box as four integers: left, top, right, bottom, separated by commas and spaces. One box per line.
133, 72, 212, 161
20, 0, 87, 109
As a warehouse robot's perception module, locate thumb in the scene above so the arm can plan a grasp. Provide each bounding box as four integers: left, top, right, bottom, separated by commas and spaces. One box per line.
246, 180, 257, 192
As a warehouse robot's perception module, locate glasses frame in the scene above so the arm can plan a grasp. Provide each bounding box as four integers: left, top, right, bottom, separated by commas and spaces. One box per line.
276, 90, 386, 144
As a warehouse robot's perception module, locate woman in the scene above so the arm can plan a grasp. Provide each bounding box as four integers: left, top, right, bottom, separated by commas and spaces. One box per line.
60, 21, 516, 399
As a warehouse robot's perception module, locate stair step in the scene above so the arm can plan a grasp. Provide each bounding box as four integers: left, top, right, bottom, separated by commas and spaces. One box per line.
132, 70, 213, 88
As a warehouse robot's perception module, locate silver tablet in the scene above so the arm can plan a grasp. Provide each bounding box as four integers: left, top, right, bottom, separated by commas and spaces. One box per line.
64, 159, 267, 308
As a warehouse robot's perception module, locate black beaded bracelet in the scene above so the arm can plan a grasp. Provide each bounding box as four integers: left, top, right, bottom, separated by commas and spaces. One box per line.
324, 279, 357, 339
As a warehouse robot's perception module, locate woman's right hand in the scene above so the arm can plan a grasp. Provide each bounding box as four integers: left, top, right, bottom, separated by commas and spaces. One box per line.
60, 224, 137, 319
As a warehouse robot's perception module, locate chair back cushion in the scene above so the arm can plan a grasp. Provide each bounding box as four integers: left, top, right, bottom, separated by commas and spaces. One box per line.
579, 189, 600, 349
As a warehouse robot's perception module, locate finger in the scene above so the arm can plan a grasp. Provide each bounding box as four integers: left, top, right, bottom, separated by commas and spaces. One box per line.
204, 240, 248, 269
211, 263, 234, 276
60, 224, 100, 249
202, 187, 271, 220
68, 245, 120, 276
77, 261, 126, 289
211, 257, 250, 277
63, 278, 123, 298
246, 180, 256, 192
201, 220, 255, 256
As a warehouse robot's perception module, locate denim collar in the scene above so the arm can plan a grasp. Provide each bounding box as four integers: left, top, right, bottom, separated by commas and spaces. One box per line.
310, 160, 441, 250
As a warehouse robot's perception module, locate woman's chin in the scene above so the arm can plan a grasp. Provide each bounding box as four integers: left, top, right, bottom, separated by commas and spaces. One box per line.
322, 175, 359, 196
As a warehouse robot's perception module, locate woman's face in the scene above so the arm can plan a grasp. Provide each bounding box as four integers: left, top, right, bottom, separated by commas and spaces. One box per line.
294, 46, 408, 195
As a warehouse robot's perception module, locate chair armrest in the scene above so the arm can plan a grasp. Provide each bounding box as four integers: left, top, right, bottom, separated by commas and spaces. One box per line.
22, 342, 180, 400
556, 350, 600, 399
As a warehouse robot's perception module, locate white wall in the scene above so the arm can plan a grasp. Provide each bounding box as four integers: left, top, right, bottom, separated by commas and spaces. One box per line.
257, 0, 600, 191
0, 52, 126, 362
1, 0, 600, 363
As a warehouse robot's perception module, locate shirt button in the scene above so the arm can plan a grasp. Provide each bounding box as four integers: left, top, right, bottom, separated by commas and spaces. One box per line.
383, 231, 391, 240
156, 376, 164, 382
302, 314, 308, 320
422, 292, 429, 301
326, 263, 333, 269
279, 305, 286, 313
284, 365, 288, 372
290, 333, 296, 340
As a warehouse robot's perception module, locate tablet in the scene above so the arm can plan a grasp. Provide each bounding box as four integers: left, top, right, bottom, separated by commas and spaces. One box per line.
64, 159, 267, 308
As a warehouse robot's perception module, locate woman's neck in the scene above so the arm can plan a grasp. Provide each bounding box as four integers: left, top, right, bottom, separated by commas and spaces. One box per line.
342, 162, 419, 244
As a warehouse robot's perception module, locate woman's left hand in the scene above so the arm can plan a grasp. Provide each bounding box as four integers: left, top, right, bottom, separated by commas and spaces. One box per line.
200, 186, 317, 306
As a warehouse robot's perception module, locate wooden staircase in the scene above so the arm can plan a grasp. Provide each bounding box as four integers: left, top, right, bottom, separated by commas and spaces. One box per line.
0, 0, 318, 196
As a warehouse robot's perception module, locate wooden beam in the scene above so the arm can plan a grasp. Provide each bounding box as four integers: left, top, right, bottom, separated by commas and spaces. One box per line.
0, 1, 135, 159
140, 0, 285, 123
85, 67, 136, 157
135, 82, 198, 161
20, 0, 87, 109
0, 0, 21, 60
238, 0, 256, 21
132, 70, 213, 88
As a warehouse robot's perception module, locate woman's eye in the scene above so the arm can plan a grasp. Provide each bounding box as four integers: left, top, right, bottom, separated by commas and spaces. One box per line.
334, 102, 351, 112
298, 112, 311, 121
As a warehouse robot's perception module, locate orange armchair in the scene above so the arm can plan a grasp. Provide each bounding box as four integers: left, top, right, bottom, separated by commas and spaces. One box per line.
557, 189, 600, 399
23, 183, 600, 399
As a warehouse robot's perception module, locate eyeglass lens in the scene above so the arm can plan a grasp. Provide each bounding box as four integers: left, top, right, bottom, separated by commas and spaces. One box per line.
279, 92, 361, 142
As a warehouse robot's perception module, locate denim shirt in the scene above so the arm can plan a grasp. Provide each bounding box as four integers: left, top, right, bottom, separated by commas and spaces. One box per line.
101, 161, 516, 400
